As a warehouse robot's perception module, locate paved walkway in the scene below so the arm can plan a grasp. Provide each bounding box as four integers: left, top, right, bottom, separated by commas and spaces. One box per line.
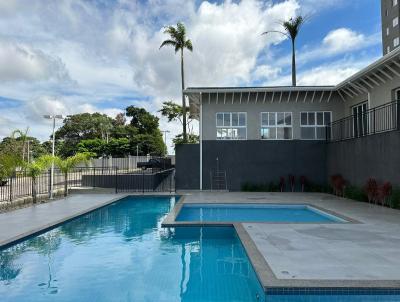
177, 192, 400, 288
0, 193, 126, 247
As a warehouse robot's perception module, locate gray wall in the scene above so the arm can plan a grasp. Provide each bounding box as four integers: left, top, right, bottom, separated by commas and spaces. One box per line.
201, 92, 344, 140
202, 140, 326, 191
327, 130, 400, 187
175, 144, 200, 190
381, 0, 400, 55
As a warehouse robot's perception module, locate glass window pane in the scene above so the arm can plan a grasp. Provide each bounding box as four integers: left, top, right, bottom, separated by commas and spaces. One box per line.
232, 113, 238, 126
237, 128, 246, 139
324, 112, 331, 125
308, 112, 315, 125
223, 113, 231, 126
222, 128, 228, 139
317, 112, 324, 125
277, 113, 285, 125
301, 113, 307, 125
285, 113, 292, 125
217, 129, 222, 139
230, 128, 237, 139
238, 113, 246, 126
261, 127, 276, 139
301, 127, 315, 139
316, 127, 326, 140
277, 127, 285, 139
268, 113, 276, 126
284, 127, 292, 139
216, 113, 223, 126
261, 113, 268, 126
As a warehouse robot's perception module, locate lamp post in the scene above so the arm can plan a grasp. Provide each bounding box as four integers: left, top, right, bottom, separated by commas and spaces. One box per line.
43, 115, 63, 199
161, 130, 170, 153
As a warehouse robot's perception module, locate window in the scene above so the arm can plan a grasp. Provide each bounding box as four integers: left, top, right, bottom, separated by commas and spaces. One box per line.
387, 27, 390, 36
388, 46, 391, 54
260, 112, 293, 140
216, 112, 246, 140
300, 112, 332, 140
393, 17, 399, 27
394, 37, 400, 47
394, 0, 398, 6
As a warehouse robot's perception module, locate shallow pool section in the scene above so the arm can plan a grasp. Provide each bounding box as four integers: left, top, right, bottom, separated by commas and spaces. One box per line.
176, 203, 346, 223
0, 196, 264, 302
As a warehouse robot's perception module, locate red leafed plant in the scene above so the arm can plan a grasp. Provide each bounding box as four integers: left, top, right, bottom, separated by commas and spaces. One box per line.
300, 176, 307, 192
330, 174, 345, 196
377, 182, 392, 206
289, 174, 295, 192
365, 178, 378, 204
279, 176, 285, 192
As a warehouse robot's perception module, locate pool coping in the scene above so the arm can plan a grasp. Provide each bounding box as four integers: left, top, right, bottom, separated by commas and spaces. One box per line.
162, 196, 400, 290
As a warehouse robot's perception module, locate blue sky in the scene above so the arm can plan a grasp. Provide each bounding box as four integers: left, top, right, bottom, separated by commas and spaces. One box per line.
0, 0, 383, 153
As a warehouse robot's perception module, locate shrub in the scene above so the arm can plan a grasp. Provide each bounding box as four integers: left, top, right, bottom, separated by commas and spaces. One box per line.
365, 178, 378, 203
389, 187, 400, 209
344, 185, 366, 202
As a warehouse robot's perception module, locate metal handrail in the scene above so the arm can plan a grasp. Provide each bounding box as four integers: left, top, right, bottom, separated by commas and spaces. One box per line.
327, 100, 400, 142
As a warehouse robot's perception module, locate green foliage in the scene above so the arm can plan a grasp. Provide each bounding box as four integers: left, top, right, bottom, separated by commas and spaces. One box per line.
173, 133, 199, 146
159, 22, 193, 53
54, 153, 90, 174
77, 139, 106, 157
344, 185, 367, 202
126, 106, 160, 135
0, 153, 21, 180
241, 182, 279, 192
25, 155, 54, 178
389, 187, 400, 209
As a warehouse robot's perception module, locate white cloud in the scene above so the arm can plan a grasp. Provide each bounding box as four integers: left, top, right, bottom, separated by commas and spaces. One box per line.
0, 40, 70, 82
322, 28, 368, 55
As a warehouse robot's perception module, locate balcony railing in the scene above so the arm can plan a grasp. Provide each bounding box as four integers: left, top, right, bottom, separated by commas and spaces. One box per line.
327, 100, 400, 142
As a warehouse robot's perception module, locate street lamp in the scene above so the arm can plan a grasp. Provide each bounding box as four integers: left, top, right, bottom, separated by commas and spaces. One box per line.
161, 130, 170, 150
43, 115, 63, 199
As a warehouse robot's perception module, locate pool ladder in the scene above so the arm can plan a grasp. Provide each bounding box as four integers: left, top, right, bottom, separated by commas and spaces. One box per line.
210, 170, 228, 191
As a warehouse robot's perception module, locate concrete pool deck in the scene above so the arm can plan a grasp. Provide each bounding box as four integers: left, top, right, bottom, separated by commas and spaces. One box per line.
166, 192, 400, 289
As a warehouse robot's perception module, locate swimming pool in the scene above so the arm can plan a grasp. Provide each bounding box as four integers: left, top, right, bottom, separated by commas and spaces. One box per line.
0, 196, 264, 302
176, 203, 346, 223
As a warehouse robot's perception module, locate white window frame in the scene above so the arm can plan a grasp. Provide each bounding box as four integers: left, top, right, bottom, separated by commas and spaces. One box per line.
300, 111, 332, 140
394, 37, 400, 47
394, 0, 398, 7
260, 112, 293, 140
393, 17, 399, 27
216, 112, 247, 140
387, 27, 390, 36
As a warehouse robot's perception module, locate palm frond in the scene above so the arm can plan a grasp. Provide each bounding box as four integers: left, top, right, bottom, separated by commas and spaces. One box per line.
184, 39, 193, 51
159, 39, 177, 49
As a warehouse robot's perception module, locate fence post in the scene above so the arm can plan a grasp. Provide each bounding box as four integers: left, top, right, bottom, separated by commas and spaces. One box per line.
373, 108, 376, 134
115, 167, 118, 194
9, 174, 13, 202
142, 169, 145, 194
397, 100, 400, 131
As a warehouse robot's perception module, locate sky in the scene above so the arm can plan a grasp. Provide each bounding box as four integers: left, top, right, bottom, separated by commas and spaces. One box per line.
0, 0, 382, 154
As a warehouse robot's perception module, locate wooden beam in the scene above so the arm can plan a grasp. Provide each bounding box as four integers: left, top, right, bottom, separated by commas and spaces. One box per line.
327, 91, 333, 103
366, 75, 381, 86
223, 93, 226, 104
341, 88, 355, 98
247, 92, 251, 104
208, 93, 211, 104
271, 92, 275, 103
295, 91, 300, 103
239, 92, 242, 104
378, 68, 393, 80
279, 91, 283, 103
372, 72, 387, 83
263, 91, 267, 103
255, 92, 259, 104
216, 92, 219, 104
349, 82, 367, 93
360, 78, 374, 89
337, 90, 347, 102
231, 92, 234, 104
319, 91, 325, 103
303, 91, 308, 103
386, 64, 400, 77
287, 91, 291, 103
310, 91, 316, 103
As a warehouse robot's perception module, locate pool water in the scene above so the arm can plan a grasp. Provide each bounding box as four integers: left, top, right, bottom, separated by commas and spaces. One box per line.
176, 204, 345, 223
0, 196, 265, 302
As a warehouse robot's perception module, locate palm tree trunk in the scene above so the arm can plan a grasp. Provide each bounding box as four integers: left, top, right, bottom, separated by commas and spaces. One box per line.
64, 172, 68, 197
181, 49, 187, 142
291, 39, 296, 86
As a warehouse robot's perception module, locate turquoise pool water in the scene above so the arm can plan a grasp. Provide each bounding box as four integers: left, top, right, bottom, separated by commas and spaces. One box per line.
0, 196, 264, 302
176, 204, 345, 223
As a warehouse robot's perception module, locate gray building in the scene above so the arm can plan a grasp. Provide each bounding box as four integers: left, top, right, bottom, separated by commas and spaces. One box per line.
382, 0, 400, 55
177, 48, 400, 191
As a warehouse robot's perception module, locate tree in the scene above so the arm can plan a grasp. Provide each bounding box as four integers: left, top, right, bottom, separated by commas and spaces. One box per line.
172, 133, 199, 146
160, 22, 193, 142
11, 127, 29, 162
25, 155, 53, 203
263, 16, 305, 86
0, 153, 21, 184
54, 153, 90, 197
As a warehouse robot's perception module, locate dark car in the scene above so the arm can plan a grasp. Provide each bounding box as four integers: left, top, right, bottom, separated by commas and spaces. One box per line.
137, 158, 163, 170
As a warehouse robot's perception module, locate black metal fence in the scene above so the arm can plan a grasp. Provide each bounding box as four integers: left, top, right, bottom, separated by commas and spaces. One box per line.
0, 166, 175, 204
327, 100, 400, 142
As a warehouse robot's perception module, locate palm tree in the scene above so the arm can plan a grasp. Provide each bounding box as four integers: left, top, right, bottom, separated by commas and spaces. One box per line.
160, 22, 193, 142
25, 155, 53, 203
11, 127, 29, 162
263, 16, 305, 86
54, 153, 90, 197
